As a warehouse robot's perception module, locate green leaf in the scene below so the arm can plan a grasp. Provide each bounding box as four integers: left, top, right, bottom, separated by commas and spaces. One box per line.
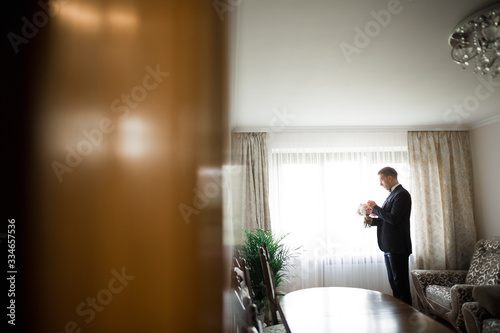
239, 228, 301, 310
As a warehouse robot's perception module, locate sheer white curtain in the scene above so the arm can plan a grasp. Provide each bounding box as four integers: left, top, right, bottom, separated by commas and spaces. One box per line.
268, 131, 410, 295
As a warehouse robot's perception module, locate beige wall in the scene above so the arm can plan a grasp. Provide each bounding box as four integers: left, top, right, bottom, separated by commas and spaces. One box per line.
470, 120, 500, 240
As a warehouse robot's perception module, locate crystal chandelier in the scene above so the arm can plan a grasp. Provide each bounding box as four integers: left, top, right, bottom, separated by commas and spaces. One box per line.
449, 2, 500, 77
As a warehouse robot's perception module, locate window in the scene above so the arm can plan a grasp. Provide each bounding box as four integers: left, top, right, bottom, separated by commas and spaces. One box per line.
269, 132, 409, 293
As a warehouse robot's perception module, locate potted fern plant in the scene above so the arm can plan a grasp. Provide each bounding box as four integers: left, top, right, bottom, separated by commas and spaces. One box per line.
239, 228, 300, 323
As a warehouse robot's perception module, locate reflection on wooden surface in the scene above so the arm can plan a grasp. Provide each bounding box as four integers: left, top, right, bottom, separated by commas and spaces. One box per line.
13, 0, 229, 332
280, 287, 455, 333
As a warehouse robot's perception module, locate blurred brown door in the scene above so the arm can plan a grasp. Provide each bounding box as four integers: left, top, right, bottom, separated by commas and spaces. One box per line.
4, 0, 228, 332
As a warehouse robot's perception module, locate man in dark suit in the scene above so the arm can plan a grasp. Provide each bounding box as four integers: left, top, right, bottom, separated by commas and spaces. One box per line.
366, 167, 412, 305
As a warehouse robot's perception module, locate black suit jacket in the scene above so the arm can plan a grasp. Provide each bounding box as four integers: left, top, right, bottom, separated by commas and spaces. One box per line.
371, 184, 412, 254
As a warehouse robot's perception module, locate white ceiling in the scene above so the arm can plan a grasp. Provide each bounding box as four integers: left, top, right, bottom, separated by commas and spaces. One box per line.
231, 0, 500, 130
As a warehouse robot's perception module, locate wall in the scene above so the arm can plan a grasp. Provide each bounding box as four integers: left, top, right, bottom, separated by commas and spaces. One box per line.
470, 120, 500, 240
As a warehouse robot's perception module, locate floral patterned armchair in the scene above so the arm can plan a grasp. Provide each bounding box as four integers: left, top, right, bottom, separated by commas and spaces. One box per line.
411, 238, 500, 332
462, 285, 500, 333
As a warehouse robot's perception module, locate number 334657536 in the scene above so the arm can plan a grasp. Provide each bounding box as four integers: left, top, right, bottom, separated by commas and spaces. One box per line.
8, 219, 15, 235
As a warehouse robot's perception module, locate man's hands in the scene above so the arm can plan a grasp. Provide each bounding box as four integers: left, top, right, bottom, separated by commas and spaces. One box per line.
367, 200, 377, 209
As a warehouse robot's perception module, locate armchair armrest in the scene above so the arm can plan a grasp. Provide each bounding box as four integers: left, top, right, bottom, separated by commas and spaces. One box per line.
411, 270, 468, 310
448, 284, 476, 329
463, 302, 492, 333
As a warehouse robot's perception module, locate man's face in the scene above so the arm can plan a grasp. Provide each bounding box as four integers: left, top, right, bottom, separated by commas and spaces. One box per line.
379, 174, 392, 191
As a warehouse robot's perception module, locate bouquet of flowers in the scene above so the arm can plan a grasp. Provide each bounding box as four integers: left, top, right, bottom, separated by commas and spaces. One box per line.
357, 203, 373, 228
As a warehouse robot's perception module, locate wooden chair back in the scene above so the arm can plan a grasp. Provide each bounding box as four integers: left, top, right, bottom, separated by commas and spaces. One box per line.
231, 285, 262, 332
233, 251, 254, 304
259, 244, 292, 333
232, 250, 260, 332
239, 258, 254, 303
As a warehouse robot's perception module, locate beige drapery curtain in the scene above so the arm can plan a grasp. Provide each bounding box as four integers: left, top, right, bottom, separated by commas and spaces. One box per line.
408, 131, 477, 270
231, 132, 271, 235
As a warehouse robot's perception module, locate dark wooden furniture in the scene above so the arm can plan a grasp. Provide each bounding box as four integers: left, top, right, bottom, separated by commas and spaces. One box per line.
259, 245, 292, 333
234, 250, 255, 304
232, 258, 262, 333
231, 289, 261, 333
280, 287, 456, 333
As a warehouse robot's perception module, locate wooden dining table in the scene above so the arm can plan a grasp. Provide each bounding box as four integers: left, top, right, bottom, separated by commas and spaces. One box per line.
280, 287, 456, 333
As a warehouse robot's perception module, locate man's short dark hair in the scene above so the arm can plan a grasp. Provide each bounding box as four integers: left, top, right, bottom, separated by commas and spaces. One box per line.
378, 167, 398, 179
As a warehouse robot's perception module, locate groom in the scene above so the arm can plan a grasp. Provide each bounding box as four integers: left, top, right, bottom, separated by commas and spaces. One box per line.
366, 167, 412, 305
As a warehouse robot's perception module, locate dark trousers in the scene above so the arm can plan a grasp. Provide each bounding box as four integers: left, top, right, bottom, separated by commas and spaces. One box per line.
384, 252, 412, 306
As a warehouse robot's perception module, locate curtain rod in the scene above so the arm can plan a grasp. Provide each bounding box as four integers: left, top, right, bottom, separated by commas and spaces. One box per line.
232, 126, 471, 133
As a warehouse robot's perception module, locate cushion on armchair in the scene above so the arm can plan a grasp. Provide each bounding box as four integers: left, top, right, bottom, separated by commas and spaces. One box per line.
426, 285, 452, 309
